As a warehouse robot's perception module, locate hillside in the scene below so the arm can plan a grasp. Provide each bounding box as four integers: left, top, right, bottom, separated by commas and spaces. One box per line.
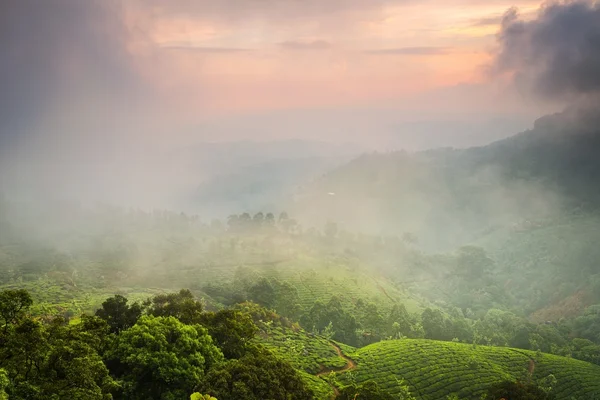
257, 323, 600, 400
290, 107, 600, 251
285, 106, 600, 322
473, 213, 600, 318
333, 339, 600, 400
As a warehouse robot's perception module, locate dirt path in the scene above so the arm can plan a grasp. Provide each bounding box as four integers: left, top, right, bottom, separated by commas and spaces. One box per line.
510, 349, 536, 380
316, 342, 357, 399
365, 274, 397, 303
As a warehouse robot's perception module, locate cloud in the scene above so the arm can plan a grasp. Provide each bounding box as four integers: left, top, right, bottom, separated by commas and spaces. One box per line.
142, 0, 393, 21
279, 40, 332, 50
470, 15, 503, 27
363, 47, 451, 55
161, 44, 253, 53
0, 0, 171, 206
493, 1, 600, 101
0, 0, 144, 149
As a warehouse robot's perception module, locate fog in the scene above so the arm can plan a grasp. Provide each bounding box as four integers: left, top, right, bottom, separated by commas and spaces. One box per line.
3, 3, 600, 399
0, 0, 559, 213
1, 0, 598, 242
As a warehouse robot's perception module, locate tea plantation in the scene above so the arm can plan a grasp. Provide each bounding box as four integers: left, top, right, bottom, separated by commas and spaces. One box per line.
335, 339, 600, 399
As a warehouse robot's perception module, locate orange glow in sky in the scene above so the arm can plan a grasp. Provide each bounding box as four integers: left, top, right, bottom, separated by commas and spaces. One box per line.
122, 0, 542, 117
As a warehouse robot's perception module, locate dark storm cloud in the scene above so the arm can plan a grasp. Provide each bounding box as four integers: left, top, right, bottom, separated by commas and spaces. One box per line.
494, 1, 600, 100
0, 0, 140, 149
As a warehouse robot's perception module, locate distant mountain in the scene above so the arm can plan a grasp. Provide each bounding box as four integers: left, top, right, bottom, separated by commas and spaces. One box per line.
177, 140, 364, 217
289, 106, 600, 250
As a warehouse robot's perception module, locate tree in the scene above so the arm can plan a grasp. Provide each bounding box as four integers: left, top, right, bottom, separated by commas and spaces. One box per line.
265, 213, 275, 227
0, 369, 8, 400
247, 278, 276, 308
95, 295, 142, 334
198, 309, 257, 359
0, 289, 32, 330
252, 212, 264, 227
301, 297, 359, 345
145, 289, 204, 324
1, 315, 116, 400
388, 304, 416, 338
107, 316, 223, 400
455, 246, 494, 280
338, 381, 399, 400
322, 321, 335, 339
574, 304, 600, 343
191, 394, 217, 400
421, 308, 450, 341
239, 213, 252, 231
199, 345, 313, 400
272, 280, 301, 320
485, 380, 554, 400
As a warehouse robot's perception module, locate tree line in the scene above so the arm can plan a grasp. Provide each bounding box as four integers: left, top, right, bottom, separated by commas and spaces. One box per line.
0, 288, 313, 400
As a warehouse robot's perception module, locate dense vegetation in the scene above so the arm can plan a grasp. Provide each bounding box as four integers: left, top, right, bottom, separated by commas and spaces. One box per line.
3, 109, 600, 398
335, 339, 600, 399
0, 288, 314, 400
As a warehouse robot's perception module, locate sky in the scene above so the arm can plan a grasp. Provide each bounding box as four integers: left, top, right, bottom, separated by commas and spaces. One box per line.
0, 0, 559, 150
2, 0, 598, 208
125, 0, 555, 132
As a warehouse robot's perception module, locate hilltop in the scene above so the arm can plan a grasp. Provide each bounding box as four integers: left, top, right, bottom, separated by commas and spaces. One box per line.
333, 339, 600, 400
290, 106, 600, 250
257, 320, 600, 400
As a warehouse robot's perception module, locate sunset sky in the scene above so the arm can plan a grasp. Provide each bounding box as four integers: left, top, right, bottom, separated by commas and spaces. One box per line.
125, 0, 546, 117
1, 0, 565, 152
4, 0, 594, 206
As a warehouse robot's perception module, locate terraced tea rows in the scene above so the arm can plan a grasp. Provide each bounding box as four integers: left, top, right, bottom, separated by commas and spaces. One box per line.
265, 256, 422, 313
257, 325, 348, 374
255, 325, 352, 398
337, 339, 600, 399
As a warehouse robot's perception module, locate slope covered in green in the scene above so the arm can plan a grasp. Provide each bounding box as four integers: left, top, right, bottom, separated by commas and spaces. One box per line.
473, 214, 600, 318
335, 339, 600, 400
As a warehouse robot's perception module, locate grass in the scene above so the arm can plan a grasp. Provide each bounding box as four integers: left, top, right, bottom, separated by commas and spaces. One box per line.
257, 325, 348, 374
254, 323, 350, 399
260, 253, 424, 314
474, 214, 600, 316
0, 278, 165, 317
333, 339, 600, 400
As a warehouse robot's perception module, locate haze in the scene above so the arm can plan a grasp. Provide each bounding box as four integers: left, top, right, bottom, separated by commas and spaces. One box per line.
0, 0, 585, 211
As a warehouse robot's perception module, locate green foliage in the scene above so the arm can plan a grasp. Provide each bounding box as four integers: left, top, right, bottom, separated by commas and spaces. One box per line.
422, 308, 451, 341
0, 314, 116, 399
337, 339, 600, 399
0, 369, 10, 400
200, 345, 313, 400
145, 289, 204, 324
198, 309, 257, 359
485, 380, 554, 400
4, 194, 600, 399
190, 394, 217, 400
257, 323, 350, 374
454, 246, 494, 281
0, 369, 9, 400
573, 305, 600, 343
301, 296, 359, 345
95, 294, 142, 334
0, 289, 32, 328
107, 315, 223, 400
338, 380, 399, 400
388, 303, 422, 339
